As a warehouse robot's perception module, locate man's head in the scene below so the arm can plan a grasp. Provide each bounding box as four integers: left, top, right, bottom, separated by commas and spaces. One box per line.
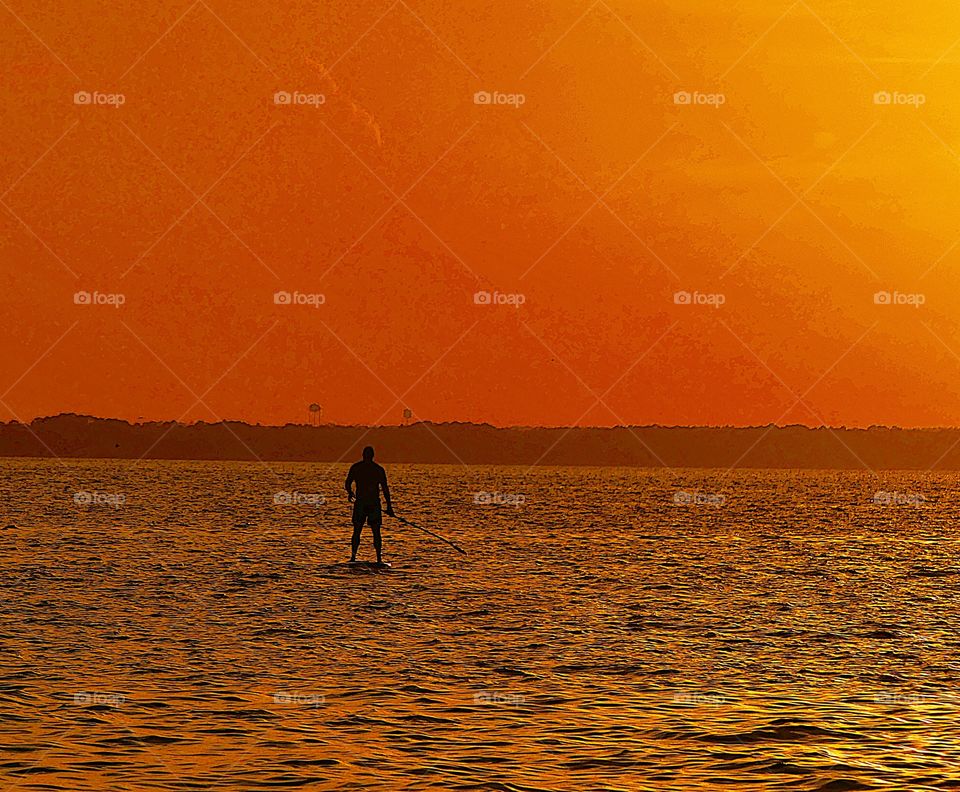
362, 446, 375, 461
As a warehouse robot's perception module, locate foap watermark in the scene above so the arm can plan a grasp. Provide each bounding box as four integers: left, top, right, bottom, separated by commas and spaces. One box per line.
674, 290, 725, 308
474, 491, 526, 507
274, 290, 325, 308
473, 690, 525, 706
73, 692, 125, 706
874, 692, 933, 706
274, 491, 325, 507
74, 90, 125, 108
474, 290, 525, 307
74, 491, 126, 509
74, 290, 125, 308
673, 490, 725, 507
674, 90, 726, 108
873, 490, 925, 507
874, 91, 926, 108
474, 90, 526, 108
274, 90, 326, 108
874, 290, 924, 308
673, 692, 726, 706
273, 691, 326, 707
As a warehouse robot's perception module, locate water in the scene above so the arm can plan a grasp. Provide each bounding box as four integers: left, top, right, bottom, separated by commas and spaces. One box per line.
1, 459, 959, 791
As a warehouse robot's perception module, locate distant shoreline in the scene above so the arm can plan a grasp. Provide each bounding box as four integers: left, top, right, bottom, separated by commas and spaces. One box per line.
4, 414, 960, 470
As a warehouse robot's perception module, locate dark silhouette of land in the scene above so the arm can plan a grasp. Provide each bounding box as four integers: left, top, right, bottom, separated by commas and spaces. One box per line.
4, 414, 960, 469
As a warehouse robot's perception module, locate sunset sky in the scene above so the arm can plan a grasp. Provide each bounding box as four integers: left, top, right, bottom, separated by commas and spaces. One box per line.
5, 0, 960, 427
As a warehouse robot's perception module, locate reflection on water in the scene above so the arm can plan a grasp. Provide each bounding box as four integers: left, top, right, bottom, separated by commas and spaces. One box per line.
1, 460, 959, 790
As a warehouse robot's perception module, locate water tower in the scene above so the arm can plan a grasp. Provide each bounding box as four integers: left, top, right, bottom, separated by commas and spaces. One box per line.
308, 403, 322, 426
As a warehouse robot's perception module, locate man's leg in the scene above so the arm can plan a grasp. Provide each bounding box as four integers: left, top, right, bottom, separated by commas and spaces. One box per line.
371, 521, 383, 564
350, 521, 363, 561
350, 500, 366, 561
350, 502, 364, 560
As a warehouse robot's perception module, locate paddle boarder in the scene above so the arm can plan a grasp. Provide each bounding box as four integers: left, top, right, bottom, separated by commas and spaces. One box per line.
345, 445, 394, 565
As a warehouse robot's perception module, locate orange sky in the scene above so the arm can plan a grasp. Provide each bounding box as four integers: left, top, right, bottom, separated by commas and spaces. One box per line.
4, 1, 960, 427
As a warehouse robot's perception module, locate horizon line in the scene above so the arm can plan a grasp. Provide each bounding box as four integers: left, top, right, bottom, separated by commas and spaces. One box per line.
12, 412, 960, 432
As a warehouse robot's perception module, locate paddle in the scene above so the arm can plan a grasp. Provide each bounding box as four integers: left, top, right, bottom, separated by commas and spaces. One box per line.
390, 514, 467, 555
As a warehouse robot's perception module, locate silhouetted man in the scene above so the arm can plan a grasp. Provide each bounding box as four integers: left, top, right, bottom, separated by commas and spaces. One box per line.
345, 446, 394, 564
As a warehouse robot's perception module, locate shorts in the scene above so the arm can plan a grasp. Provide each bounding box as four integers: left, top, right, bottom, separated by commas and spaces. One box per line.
352, 499, 382, 528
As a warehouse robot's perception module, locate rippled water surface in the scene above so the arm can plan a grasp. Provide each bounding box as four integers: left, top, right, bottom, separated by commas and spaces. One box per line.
2, 459, 959, 791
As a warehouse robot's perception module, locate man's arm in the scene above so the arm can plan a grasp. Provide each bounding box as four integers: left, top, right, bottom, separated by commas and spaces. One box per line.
381, 469, 394, 516
345, 464, 355, 502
